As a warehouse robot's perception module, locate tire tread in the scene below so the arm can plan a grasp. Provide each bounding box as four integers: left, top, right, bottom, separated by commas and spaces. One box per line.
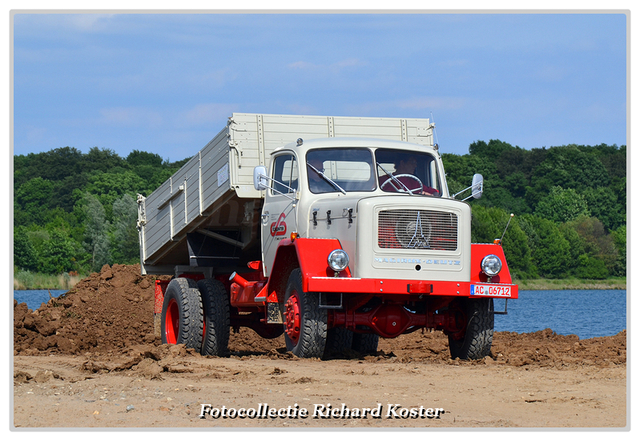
198, 278, 230, 357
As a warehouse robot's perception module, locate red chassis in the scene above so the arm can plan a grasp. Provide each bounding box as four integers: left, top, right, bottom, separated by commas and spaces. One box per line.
155, 238, 517, 340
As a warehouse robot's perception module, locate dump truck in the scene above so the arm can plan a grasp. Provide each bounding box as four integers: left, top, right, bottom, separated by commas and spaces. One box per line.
137, 112, 518, 360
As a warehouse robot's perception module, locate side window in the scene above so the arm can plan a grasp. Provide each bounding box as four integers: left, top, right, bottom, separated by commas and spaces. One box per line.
271, 154, 298, 195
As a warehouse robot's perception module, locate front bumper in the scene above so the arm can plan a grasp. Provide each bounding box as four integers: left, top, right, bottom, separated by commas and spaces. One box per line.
306, 276, 518, 299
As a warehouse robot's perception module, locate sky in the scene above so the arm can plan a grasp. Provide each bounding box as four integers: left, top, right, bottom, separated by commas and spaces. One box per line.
11, 10, 629, 162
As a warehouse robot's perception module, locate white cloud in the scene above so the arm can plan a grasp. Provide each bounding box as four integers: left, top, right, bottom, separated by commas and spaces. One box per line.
531, 65, 568, 83
23, 125, 48, 144
13, 13, 116, 35
66, 14, 116, 32
178, 103, 237, 128
98, 107, 163, 128
186, 69, 236, 91
288, 61, 316, 70
287, 58, 365, 73
395, 96, 466, 111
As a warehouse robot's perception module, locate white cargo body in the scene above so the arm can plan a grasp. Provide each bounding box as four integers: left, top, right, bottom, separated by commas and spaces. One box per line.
138, 113, 436, 274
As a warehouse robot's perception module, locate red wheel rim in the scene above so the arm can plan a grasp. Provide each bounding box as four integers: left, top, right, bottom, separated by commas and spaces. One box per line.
284, 292, 301, 345
165, 298, 179, 344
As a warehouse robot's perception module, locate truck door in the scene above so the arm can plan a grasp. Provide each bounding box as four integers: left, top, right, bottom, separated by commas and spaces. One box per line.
261, 152, 299, 275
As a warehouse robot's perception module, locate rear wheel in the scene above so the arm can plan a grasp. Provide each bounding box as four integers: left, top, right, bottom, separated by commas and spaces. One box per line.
323, 328, 354, 358
447, 298, 494, 360
283, 269, 327, 358
161, 278, 203, 352
352, 333, 379, 355
198, 279, 230, 357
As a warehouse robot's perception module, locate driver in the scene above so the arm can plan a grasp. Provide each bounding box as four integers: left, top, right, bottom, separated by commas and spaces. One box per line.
381, 156, 439, 196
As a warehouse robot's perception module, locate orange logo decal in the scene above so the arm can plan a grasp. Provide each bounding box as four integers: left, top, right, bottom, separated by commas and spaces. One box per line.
270, 212, 287, 237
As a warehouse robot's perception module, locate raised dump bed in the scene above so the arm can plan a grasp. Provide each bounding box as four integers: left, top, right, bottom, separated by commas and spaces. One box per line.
137, 113, 435, 275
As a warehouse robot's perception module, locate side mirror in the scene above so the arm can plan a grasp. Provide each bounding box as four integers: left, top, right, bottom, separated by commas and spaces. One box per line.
253, 166, 268, 191
471, 174, 483, 199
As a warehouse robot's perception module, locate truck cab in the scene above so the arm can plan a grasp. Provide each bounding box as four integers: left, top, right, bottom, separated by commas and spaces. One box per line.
253, 137, 517, 359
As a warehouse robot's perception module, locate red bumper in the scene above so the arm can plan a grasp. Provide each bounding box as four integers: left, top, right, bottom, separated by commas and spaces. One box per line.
306, 276, 518, 299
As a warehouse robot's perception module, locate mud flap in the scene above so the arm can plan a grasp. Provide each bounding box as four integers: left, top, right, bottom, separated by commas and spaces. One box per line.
267, 302, 283, 324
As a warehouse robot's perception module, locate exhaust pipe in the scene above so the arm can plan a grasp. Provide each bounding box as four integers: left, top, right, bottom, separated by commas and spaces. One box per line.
229, 272, 249, 288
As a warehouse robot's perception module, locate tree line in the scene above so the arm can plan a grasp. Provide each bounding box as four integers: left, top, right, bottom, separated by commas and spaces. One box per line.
13, 140, 626, 280
13, 147, 190, 275
442, 140, 626, 279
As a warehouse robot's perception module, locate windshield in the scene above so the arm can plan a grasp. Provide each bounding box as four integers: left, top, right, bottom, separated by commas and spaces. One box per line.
375, 149, 441, 196
306, 148, 376, 194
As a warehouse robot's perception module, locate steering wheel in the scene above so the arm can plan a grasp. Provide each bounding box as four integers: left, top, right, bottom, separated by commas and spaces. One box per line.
381, 174, 424, 194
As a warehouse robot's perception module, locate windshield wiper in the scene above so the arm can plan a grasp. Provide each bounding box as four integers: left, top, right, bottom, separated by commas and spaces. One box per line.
376, 162, 414, 195
307, 163, 347, 194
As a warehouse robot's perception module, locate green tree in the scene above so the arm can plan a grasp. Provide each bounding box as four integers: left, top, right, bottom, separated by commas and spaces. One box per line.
532, 145, 609, 190
574, 254, 609, 279
470, 206, 533, 279
568, 216, 617, 276
521, 215, 571, 278
15, 177, 55, 225
534, 186, 589, 223
558, 223, 586, 274
610, 225, 627, 276
13, 147, 84, 188
126, 150, 163, 167
84, 193, 111, 271
40, 230, 77, 274
82, 147, 128, 173
581, 186, 625, 231
468, 139, 518, 158
13, 227, 39, 271
110, 194, 140, 264
84, 170, 147, 215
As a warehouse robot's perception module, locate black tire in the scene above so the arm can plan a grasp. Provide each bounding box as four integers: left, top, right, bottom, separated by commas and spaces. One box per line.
161, 278, 203, 352
197, 279, 230, 357
448, 298, 494, 360
323, 328, 354, 358
352, 333, 379, 355
283, 269, 327, 358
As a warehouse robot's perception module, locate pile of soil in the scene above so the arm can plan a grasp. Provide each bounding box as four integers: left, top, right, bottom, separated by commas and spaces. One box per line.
14, 264, 159, 355
14, 264, 626, 367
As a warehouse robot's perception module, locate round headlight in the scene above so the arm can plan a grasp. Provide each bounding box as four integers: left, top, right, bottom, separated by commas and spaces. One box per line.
481, 254, 502, 277
327, 249, 349, 272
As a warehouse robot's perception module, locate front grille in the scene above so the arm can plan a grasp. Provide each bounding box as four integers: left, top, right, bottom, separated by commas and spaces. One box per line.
378, 209, 458, 251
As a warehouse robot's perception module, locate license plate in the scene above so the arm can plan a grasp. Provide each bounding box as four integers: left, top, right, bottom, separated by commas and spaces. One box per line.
470, 284, 512, 297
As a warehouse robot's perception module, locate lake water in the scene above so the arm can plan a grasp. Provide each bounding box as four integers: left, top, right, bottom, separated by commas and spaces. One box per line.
14, 289, 67, 311
14, 289, 627, 340
494, 289, 627, 339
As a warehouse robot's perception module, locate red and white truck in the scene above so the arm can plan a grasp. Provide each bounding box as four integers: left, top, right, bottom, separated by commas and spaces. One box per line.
137, 113, 518, 360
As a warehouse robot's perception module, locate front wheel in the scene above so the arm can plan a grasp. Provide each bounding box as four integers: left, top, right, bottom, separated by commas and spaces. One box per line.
283, 269, 327, 358
161, 278, 203, 352
447, 298, 494, 360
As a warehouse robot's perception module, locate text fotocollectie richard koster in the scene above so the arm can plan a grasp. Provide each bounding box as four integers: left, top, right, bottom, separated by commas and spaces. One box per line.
199, 403, 445, 420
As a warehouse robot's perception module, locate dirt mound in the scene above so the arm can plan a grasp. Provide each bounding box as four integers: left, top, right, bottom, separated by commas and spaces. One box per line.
14, 264, 626, 367
376, 328, 626, 368
14, 264, 159, 355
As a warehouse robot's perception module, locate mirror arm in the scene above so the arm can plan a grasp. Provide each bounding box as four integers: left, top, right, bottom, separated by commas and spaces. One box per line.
452, 184, 473, 199
256, 174, 297, 201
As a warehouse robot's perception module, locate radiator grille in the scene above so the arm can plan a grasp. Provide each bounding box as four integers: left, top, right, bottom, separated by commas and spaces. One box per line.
378, 209, 458, 251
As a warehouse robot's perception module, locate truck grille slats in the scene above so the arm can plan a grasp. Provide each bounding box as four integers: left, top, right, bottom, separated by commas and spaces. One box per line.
378, 209, 458, 251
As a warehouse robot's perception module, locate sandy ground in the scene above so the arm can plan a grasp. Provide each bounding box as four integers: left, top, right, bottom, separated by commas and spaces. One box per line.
13, 350, 626, 428
12, 264, 628, 429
